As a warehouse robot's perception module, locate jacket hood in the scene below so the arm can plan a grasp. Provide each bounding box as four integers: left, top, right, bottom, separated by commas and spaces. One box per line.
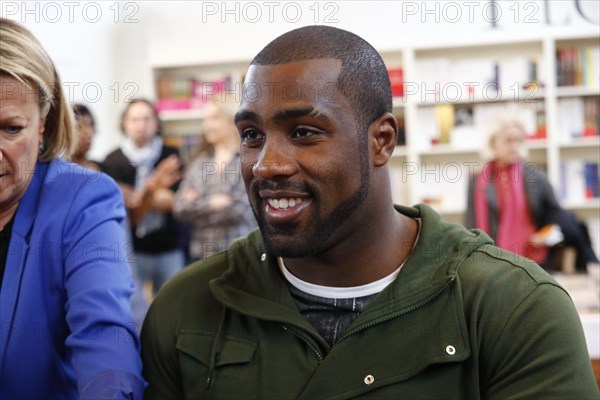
392, 204, 493, 299
210, 203, 493, 329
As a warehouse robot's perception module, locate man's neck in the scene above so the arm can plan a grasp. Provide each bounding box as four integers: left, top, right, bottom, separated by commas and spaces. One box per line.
282, 207, 419, 287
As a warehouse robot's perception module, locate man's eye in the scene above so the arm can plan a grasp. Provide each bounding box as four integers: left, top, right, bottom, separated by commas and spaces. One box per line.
241, 129, 262, 141
292, 128, 314, 138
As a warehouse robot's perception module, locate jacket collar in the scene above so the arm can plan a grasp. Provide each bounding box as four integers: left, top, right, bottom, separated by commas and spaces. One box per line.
210, 230, 307, 328
1, 162, 49, 365
210, 204, 491, 331
11, 162, 49, 240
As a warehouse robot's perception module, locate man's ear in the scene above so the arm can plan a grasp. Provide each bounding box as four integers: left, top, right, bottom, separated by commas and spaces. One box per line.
370, 112, 398, 167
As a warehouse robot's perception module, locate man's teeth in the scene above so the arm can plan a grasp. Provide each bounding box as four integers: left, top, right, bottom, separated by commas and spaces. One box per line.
267, 198, 303, 210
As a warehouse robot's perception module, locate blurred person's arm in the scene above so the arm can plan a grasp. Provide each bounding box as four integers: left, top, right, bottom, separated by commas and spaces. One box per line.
129, 154, 181, 224
173, 157, 251, 227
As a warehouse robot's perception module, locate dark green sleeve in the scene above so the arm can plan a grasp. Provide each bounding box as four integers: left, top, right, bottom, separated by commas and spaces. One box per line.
482, 283, 599, 399
141, 298, 184, 400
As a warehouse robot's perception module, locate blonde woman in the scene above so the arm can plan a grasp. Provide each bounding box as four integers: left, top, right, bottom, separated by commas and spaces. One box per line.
0, 18, 144, 398
173, 93, 256, 262
465, 118, 598, 271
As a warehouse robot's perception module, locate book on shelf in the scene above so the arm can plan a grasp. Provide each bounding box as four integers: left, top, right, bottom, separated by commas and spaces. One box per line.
534, 103, 547, 139
414, 56, 542, 102
156, 76, 193, 111
583, 96, 600, 138
556, 46, 600, 88
450, 106, 475, 148
435, 104, 454, 145
415, 101, 546, 150
560, 160, 600, 203
155, 74, 237, 114
584, 163, 600, 199
498, 57, 541, 95
557, 97, 600, 142
388, 67, 404, 98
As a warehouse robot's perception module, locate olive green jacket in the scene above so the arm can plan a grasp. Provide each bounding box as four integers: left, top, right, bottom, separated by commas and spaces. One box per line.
141, 204, 598, 399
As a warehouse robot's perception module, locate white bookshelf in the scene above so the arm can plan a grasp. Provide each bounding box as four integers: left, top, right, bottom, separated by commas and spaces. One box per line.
151, 31, 600, 227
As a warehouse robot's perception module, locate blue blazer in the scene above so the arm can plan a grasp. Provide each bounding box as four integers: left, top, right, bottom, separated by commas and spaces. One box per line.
0, 160, 145, 399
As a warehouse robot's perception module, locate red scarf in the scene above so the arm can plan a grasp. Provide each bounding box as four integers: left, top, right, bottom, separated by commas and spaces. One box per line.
474, 161, 547, 264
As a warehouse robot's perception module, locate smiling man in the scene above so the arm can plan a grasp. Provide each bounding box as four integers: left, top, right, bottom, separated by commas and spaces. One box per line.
141, 26, 598, 399
237, 57, 394, 265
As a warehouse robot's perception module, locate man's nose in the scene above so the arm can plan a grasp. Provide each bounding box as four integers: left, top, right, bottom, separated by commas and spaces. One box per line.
251, 140, 298, 180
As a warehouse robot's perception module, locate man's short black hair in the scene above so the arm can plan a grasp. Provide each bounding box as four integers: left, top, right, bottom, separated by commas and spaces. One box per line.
250, 25, 393, 135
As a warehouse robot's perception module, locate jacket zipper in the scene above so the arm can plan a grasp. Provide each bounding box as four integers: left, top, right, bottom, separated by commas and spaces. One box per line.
280, 276, 456, 358
282, 325, 324, 361
336, 275, 457, 345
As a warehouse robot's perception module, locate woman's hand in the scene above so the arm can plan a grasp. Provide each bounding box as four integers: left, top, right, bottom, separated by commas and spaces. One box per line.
145, 155, 181, 193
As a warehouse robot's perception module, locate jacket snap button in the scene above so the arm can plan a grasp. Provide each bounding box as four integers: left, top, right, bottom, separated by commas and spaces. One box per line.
260, 253, 266, 261
364, 374, 375, 385
446, 345, 456, 355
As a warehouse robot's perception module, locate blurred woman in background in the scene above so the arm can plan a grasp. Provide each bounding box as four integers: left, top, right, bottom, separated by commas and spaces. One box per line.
102, 99, 184, 300
465, 117, 598, 272
71, 102, 100, 170
173, 93, 256, 263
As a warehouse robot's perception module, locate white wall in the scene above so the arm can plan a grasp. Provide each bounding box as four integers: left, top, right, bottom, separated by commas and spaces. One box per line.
2, 0, 598, 160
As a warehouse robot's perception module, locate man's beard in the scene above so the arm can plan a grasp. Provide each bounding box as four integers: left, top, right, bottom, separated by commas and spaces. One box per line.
253, 144, 370, 258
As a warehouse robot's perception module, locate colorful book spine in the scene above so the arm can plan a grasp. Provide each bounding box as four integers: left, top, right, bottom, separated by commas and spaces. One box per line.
155, 75, 235, 113
556, 45, 600, 88
388, 67, 404, 98
584, 163, 600, 199
560, 161, 600, 202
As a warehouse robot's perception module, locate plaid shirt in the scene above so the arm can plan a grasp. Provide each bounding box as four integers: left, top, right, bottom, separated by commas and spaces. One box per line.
173, 152, 256, 260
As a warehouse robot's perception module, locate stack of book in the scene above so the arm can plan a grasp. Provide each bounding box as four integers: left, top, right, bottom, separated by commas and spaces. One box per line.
414, 101, 546, 150
413, 56, 541, 102
155, 75, 234, 113
557, 97, 600, 141
388, 67, 404, 98
556, 46, 600, 87
560, 161, 600, 203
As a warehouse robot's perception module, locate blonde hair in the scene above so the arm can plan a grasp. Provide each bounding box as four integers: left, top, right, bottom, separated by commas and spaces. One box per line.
481, 117, 529, 161
192, 92, 240, 158
0, 18, 75, 161
207, 91, 240, 120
